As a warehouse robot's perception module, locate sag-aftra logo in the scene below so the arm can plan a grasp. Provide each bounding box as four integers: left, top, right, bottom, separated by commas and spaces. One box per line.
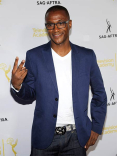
107, 88, 117, 107
99, 19, 117, 39
37, 1, 61, 5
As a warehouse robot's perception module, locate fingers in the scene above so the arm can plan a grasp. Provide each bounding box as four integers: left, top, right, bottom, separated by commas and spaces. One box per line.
19, 67, 27, 75
90, 131, 99, 145
85, 132, 92, 150
16, 67, 27, 79
12, 57, 19, 74
85, 131, 99, 151
85, 140, 90, 151
11, 57, 28, 90
90, 136, 95, 145
84, 145, 87, 151
12, 57, 25, 74
17, 60, 25, 72
20, 69, 28, 79
19, 67, 26, 73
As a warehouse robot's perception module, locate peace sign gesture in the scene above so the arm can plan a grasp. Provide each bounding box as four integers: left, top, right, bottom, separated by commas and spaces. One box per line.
11, 57, 28, 91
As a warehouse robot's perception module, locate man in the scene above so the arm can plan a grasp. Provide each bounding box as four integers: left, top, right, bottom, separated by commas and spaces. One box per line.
11, 5, 107, 156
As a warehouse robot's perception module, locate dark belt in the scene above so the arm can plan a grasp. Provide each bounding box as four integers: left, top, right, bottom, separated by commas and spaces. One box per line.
55, 124, 76, 135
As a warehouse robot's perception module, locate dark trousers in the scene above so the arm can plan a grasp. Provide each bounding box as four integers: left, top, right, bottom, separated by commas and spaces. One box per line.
30, 129, 86, 156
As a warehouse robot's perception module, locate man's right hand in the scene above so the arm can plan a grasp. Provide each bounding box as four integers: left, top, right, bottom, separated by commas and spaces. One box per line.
11, 57, 28, 91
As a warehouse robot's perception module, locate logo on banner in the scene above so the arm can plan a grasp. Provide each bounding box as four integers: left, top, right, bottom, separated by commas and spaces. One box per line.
106, 19, 112, 33
0, 138, 18, 156
102, 125, 117, 135
0, 63, 11, 82
7, 138, 18, 156
99, 19, 117, 39
0, 0, 1, 5
37, 1, 61, 5
97, 53, 117, 71
115, 53, 117, 71
33, 28, 48, 37
107, 88, 117, 106
0, 118, 8, 122
110, 88, 115, 101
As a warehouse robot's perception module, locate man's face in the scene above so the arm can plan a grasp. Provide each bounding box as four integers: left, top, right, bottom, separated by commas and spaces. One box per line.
45, 10, 72, 45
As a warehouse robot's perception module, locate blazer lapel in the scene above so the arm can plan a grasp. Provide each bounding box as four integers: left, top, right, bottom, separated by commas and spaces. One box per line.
42, 41, 59, 93
70, 42, 80, 104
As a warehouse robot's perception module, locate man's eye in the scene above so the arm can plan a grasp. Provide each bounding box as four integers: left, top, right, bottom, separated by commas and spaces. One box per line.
48, 23, 53, 27
58, 22, 64, 25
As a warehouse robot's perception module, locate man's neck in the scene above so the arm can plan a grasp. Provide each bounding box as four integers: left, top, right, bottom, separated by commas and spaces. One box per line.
51, 41, 71, 57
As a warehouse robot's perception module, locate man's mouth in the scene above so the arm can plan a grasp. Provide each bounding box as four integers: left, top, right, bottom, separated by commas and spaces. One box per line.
53, 33, 62, 38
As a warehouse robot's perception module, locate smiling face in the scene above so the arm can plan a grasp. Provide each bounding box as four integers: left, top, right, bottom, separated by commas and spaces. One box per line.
45, 10, 72, 46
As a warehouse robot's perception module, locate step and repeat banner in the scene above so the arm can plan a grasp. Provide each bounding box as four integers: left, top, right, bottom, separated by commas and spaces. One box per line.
0, 0, 117, 155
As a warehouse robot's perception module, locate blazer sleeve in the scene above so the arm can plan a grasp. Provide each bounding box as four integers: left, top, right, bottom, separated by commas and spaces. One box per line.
11, 51, 36, 101
90, 50, 107, 134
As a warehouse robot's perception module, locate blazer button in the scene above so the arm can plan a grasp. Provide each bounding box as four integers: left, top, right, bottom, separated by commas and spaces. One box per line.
53, 114, 57, 118
55, 98, 58, 101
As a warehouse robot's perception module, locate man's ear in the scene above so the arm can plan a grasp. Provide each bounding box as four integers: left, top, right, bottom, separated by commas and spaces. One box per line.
69, 20, 72, 30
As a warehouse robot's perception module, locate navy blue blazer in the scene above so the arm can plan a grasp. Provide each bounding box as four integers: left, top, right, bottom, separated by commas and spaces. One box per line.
11, 41, 107, 149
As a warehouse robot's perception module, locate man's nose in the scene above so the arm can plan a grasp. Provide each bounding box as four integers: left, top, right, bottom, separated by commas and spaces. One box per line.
54, 24, 59, 32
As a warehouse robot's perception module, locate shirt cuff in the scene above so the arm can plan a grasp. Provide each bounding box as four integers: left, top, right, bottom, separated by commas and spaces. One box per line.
11, 84, 22, 92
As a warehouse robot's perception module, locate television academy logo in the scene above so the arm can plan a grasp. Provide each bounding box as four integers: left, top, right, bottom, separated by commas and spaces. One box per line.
32, 28, 48, 37
107, 88, 117, 106
97, 53, 117, 71
102, 125, 117, 135
37, 1, 61, 5
99, 19, 117, 39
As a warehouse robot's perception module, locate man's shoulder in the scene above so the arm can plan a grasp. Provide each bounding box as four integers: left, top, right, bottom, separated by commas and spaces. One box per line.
71, 42, 94, 55
26, 41, 50, 56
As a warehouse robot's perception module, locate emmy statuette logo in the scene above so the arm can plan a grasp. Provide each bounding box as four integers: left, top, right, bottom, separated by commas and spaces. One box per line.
0, 63, 11, 82
0, 138, 18, 156
7, 138, 18, 156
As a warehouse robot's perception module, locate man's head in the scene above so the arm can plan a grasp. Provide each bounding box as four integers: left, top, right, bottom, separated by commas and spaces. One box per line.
45, 5, 72, 46
45, 5, 70, 20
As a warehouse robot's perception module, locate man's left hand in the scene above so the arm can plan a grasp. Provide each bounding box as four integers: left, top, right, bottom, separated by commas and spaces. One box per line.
84, 130, 99, 151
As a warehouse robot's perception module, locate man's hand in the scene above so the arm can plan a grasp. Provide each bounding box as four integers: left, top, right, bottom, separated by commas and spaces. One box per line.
11, 57, 28, 90
84, 130, 99, 151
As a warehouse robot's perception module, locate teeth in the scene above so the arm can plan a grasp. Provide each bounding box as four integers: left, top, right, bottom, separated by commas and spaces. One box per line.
54, 34, 61, 36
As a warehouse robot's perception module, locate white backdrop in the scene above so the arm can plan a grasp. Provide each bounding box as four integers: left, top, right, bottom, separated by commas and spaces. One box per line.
0, 0, 117, 156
